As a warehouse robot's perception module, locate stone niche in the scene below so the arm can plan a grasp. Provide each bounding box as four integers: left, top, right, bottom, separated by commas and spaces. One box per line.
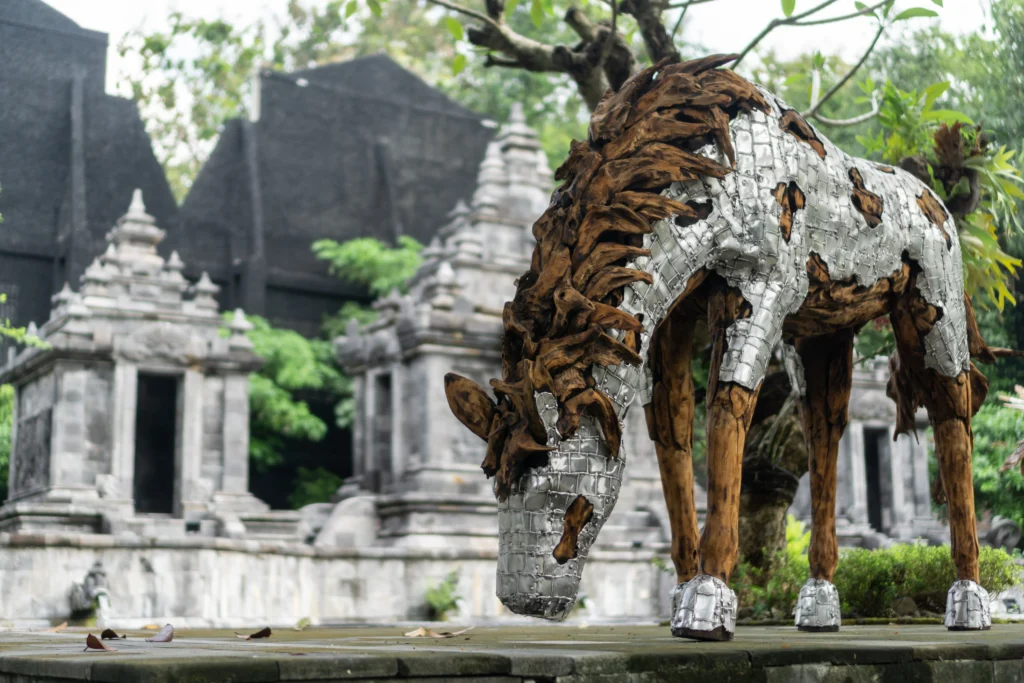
0, 190, 298, 539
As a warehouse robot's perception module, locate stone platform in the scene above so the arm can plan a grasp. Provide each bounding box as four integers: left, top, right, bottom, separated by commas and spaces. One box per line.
1, 623, 1022, 682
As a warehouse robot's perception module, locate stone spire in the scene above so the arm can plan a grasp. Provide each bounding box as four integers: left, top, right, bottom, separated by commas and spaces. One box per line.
105, 189, 166, 274
471, 141, 505, 212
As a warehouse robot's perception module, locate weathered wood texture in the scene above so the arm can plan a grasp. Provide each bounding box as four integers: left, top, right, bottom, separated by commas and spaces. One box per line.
699, 282, 760, 582
795, 330, 855, 582
888, 274, 980, 583
644, 302, 701, 584
553, 495, 595, 564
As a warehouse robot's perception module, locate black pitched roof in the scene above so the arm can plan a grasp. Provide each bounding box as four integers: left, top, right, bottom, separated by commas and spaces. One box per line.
0, 0, 177, 328
174, 55, 495, 305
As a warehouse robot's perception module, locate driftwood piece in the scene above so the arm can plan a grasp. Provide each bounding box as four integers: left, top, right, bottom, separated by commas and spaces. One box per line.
553, 495, 594, 564
779, 109, 826, 159
917, 190, 953, 248
645, 304, 701, 583
795, 330, 854, 583
772, 181, 806, 243
848, 168, 884, 228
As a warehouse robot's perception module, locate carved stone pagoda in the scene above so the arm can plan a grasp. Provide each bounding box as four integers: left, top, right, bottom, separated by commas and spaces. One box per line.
0, 190, 297, 539
332, 106, 679, 551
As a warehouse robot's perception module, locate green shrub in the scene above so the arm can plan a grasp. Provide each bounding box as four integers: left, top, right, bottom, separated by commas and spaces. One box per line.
425, 571, 462, 621
733, 516, 1022, 618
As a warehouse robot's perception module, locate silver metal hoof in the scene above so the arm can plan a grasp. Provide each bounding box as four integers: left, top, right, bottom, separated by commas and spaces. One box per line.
670, 574, 736, 641
794, 578, 841, 632
945, 580, 992, 631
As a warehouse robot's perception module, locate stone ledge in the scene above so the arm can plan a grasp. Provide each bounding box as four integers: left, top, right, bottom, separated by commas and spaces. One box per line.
0, 624, 1020, 682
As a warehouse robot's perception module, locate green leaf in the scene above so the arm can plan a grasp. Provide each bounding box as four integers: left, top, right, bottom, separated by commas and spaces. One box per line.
854, 0, 867, 9
367, 0, 382, 17
931, 0, 943, 6
782, 0, 796, 17
811, 51, 825, 69
345, 0, 357, 17
444, 17, 464, 41
506, 0, 519, 12
893, 7, 939, 21
452, 53, 467, 75
922, 80, 949, 109
530, 0, 543, 27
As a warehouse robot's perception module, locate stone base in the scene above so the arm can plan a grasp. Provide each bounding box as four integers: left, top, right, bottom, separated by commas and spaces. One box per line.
374, 492, 499, 550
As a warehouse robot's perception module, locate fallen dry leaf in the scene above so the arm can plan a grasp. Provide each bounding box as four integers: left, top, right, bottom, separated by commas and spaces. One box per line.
141, 624, 161, 631
403, 626, 474, 639
84, 634, 117, 652
100, 628, 126, 640
146, 624, 174, 643
236, 627, 272, 640
44, 622, 67, 633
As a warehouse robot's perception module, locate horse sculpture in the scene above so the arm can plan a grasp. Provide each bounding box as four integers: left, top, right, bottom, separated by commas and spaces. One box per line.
445, 53, 996, 642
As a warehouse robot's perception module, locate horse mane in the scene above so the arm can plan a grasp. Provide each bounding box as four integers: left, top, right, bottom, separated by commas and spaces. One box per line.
482, 54, 770, 500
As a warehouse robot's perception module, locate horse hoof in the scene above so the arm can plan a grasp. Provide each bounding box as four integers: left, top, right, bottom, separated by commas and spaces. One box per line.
794, 578, 841, 632
945, 580, 992, 631
670, 574, 736, 641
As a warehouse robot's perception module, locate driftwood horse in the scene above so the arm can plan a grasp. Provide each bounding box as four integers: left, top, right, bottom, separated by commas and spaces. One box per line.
445, 54, 996, 641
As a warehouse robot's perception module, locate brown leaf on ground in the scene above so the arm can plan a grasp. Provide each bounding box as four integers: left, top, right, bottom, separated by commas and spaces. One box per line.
141, 624, 161, 630
403, 626, 474, 639
84, 634, 117, 652
146, 624, 174, 643
100, 628, 126, 640
236, 627, 272, 640
44, 622, 67, 632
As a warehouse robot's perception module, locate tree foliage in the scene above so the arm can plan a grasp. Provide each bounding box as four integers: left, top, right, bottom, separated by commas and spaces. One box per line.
228, 313, 353, 471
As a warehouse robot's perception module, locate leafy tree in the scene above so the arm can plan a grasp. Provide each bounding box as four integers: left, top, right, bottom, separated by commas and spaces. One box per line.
313, 235, 424, 337
971, 398, 1024, 530
288, 466, 345, 508
228, 313, 353, 472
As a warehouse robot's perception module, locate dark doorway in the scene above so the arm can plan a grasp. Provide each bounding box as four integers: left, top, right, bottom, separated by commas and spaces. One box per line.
864, 427, 888, 533
133, 374, 178, 514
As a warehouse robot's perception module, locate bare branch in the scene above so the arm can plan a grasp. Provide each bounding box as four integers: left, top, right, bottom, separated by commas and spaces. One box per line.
732, 0, 841, 68
665, 0, 719, 9
597, 0, 618, 70
423, 0, 502, 29
811, 108, 878, 127
565, 6, 598, 41
794, 0, 892, 26
620, 0, 680, 62
804, 22, 885, 118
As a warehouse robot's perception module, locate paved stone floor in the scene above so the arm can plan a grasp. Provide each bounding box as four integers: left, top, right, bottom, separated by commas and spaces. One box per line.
0, 623, 1022, 682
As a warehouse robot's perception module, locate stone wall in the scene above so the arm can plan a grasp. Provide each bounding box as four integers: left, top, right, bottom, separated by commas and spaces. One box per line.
0, 535, 667, 628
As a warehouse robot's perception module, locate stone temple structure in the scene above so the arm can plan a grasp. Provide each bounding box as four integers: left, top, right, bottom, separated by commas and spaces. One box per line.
0, 190, 298, 540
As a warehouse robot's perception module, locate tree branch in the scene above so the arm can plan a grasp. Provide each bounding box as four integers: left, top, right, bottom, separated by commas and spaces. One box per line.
620, 0, 681, 63
732, 0, 841, 68
811, 108, 878, 127
804, 21, 885, 118
423, 0, 502, 29
794, 0, 892, 26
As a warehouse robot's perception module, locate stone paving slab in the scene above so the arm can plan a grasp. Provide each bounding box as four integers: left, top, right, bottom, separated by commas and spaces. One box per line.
0, 624, 1021, 682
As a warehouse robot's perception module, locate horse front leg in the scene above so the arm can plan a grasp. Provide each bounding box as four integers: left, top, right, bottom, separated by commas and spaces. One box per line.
672, 284, 762, 642
644, 306, 701, 593
791, 330, 854, 632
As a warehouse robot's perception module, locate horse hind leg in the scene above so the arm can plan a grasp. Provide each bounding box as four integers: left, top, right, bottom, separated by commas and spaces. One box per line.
889, 286, 989, 631
791, 331, 854, 633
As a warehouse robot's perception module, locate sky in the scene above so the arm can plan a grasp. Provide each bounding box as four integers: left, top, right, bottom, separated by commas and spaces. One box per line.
46, 0, 993, 95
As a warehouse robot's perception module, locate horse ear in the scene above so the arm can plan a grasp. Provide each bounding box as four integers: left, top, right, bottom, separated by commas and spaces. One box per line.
445, 373, 496, 441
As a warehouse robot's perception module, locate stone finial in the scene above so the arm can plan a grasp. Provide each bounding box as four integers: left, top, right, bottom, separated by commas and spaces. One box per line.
26, 321, 37, 337
51, 282, 73, 309
192, 272, 220, 311
228, 308, 254, 350
164, 250, 186, 282
106, 189, 167, 275
423, 261, 461, 310
63, 292, 93, 337
471, 141, 506, 211
421, 236, 444, 261
373, 288, 403, 318
345, 317, 362, 338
